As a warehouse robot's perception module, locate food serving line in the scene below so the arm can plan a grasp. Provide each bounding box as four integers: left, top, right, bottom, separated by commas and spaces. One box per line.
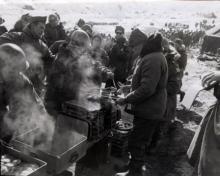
1, 86, 133, 176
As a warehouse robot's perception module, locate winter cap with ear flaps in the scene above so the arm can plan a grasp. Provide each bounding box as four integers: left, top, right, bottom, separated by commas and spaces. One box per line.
140, 33, 163, 57
81, 24, 92, 34
70, 30, 90, 47
77, 18, 85, 27
115, 26, 125, 34
49, 14, 59, 21
129, 28, 148, 47
29, 16, 47, 24
92, 33, 102, 41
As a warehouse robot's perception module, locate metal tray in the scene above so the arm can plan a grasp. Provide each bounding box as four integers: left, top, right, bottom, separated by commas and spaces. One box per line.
1, 143, 47, 176
11, 114, 88, 175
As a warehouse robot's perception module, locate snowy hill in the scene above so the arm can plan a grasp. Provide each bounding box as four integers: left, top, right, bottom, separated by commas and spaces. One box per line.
0, 1, 220, 34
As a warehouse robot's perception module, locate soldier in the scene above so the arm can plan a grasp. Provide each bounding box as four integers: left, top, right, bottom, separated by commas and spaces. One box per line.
115, 26, 125, 41
10, 13, 31, 32
0, 17, 7, 36
0, 16, 54, 96
127, 28, 148, 75
45, 30, 113, 115
116, 33, 168, 176
149, 39, 181, 154
0, 44, 43, 142
81, 24, 93, 38
175, 38, 187, 101
163, 39, 181, 123
109, 36, 130, 86
43, 13, 66, 47
91, 33, 109, 67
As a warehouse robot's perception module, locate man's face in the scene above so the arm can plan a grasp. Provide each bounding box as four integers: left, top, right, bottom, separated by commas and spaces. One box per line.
92, 37, 101, 49
115, 30, 124, 40
49, 16, 59, 27
31, 22, 45, 39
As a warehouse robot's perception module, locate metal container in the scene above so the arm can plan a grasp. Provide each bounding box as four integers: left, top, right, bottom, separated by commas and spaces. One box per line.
1, 143, 47, 176
110, 120, 133, 157
11, 114, 89, 175
62, 99, 120, 141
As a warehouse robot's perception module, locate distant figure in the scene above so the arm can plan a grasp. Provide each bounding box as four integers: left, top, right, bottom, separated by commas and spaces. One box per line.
175, 38, 187, 101
163, 40, 181, 123
175, 38, 187, 73
109, 36, 130, 85
10, 13, 31, 32
81, 24, 93, 38
43, 13, 66, 47
0, 17, 7, 36
77, 18, 86, 28
91, 33, 109, 67
115, 25, 125, 41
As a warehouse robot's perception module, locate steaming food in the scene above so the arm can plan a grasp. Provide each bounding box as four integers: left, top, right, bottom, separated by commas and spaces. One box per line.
1, 154, 39, 176
87, 94, 100, 102
116, 120, 133, 131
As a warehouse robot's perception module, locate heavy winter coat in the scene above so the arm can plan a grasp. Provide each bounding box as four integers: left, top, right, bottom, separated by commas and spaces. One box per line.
45, 44, 110, 114
198, 102, 220, 176
109, 38, 130, 83
0, 28, 54, 74
0, 73, 42, 141
125, 52, 168, 119
0, 26, 7, 36
164, 51, 181, 121
44, 23, 66, 47
90, 47, 109, 67
0, 28, 54, 95
45, 45, 82, 112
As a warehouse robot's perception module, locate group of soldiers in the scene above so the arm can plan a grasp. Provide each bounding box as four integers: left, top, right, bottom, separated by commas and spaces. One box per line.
160, 27, 205, 48
0, 13, 188, 176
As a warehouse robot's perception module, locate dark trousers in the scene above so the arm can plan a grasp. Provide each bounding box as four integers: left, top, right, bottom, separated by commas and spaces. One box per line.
75, 138, 109, 176
128, 118, 159, 170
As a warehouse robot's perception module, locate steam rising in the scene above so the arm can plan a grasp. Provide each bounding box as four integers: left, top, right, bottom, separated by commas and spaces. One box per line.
1, 44, 55, 149
77, 53, 101, 111
1, 41, 105, 153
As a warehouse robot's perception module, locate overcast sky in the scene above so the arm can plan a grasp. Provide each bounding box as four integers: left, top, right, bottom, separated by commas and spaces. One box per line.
0, 0, 176, 3
0, 0, 217, 4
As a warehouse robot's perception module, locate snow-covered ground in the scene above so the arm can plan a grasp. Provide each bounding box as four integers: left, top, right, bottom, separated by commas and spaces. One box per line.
1, 1, 220, 35
1, 1, 220, 175
181, 48, 217, 116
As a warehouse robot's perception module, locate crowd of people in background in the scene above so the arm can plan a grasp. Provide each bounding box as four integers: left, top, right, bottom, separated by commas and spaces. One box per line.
0, 12, 215, 176
160, 28, 205, 48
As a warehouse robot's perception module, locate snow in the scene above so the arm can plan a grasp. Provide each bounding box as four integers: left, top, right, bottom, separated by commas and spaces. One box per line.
1, 1, 220, 175
1, 1, 220, 35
